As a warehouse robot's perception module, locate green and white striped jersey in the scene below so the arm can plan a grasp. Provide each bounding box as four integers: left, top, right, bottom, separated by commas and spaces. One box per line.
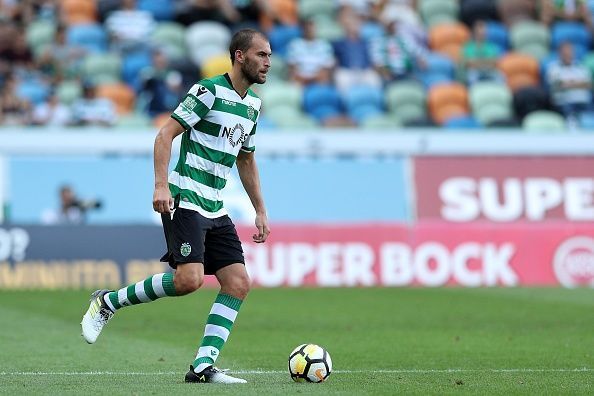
169, 73, 261, 218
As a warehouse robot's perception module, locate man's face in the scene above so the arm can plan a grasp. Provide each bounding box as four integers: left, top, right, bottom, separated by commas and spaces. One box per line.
239, 35, 272, 85
560, 44, 573, 64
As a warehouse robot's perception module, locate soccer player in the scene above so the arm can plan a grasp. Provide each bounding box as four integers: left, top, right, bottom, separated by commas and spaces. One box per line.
81, 29, 271, 384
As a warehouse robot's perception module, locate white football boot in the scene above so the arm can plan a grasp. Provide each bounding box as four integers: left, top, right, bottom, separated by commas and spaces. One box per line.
81, 289, 114, 344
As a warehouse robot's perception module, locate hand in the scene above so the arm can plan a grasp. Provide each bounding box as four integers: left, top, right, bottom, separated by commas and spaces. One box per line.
253, 212, 270, 243
153, 185, 174, 214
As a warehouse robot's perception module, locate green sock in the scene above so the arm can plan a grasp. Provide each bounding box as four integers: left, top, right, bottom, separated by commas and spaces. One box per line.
103, 273, 177, 311
193, 293, 243, 373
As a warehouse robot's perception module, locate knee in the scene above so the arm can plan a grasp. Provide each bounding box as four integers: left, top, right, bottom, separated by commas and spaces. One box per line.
174, 271, 203, 295
223, 274, 251, 300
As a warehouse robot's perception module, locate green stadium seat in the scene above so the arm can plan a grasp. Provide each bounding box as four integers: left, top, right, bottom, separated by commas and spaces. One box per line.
81, 53, 122, 85
56, 80, 82, 105
419, 0, 459, 27
385, 81, 426, 123
312, 16, 344, 41
258, 83, 302, 111
266, 54, 288, 82
361, 114, 402, 129
510, 22, 550, 59
26, 20, 56, 57
469, 82, 512, 122
475, 103, 513, 126
522, 111, 566, 132
266, 105, 317, 129
116, 113, 153, 129
299, 0, 336, 19
391, 104, 427, 124
151, 22, 187, 59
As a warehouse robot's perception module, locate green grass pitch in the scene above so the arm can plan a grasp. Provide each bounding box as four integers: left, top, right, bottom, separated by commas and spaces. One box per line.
1, 287, 592, 395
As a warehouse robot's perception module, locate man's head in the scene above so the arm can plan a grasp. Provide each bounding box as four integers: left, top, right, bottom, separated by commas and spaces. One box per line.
229, 29, 271, 85
60, 185, 75, 206
301, 19, 316, 40
560, 42, 574, 65
473, 20, 487, 42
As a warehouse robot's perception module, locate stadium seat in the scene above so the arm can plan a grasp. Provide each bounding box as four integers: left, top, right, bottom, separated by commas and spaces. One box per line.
510, 21, 550, 60
424, 52, 456, 79
469, 82, 513, 124
260, 0, 298, 31
61, 0, 97, 25
137, 0, 174, 21
360, 22, 385, 42
66, 24, 108, 53
299, 0, 336, 19
122, 50, 152, 89
303, 84, 343, 122
513, 86, 551, 120
151, 22, 187, 60
429, 23, 471, 57
385, 80, 426, 113
96, 83, 135, 115
16, 80, 50, 105
522, 111, 566, 132
258, 83, 303, 111
460, 0, 498, 26
82, 53, 122, 85
428, 83, 469, 124
343, 85, 384, 124
267, 24, 301, 58
419, 0, 460, 27
444, 115, 481, 129
201, 55, 232, 79
116, 112, 153, 128
551, 22, 591, 53
579, 111, 594, 130
584, 52, 594, 79
498, 52, 540, 91
56, 80, 82, 105
485, 21, 509, 53
266, 105, 318, 129
361, 114, 401, 129
186, 21, 231, 66
312, 15, 344, 41
266, 54, 288, 82
26, 20, 56, 57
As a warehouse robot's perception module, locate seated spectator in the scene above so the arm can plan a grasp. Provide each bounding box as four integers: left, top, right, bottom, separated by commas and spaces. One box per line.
31, 93, 71, 126
462, 20, 502, 85
376, 0, 424, 32
541, 0, 593, 29
41, 25, 87, 80
105, 0, 155, 52
229, 0, 271, 31
370, 19, 427, 83
175, 0, 242, 27
139, 50, 184, 117
498, 0, 537, 26
286, 19, 335, 85
333, 12, 381, 93
71, 82, 117, 126
0, 74, 31, 125
547, 42, 592, 123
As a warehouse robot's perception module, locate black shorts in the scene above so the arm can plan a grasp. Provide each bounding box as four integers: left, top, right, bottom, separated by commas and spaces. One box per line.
160, 207, 245, 275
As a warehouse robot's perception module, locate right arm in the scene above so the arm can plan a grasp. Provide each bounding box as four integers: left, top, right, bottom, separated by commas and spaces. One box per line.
153, 118, 185, 214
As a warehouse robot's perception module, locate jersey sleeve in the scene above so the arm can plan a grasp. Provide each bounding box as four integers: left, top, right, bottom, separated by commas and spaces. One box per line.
241, 118, 257, 153
171, 81, 215, 130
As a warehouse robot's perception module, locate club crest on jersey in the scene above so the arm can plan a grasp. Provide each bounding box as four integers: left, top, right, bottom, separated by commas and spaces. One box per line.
181, 96, 197, 113
222, 123, 247, 147
247, 105, 255, 121
180, 243, 191, 257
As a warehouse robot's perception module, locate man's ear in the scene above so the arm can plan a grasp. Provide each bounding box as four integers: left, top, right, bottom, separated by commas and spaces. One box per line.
235, 50, 244, 64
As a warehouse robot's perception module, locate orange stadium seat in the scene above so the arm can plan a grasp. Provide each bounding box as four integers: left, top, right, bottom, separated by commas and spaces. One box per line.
96, 83, 135, 115
497, 52, 540, 91
60, 0, 97, 25
429, 23, 471, 51
428, 83, 469, 124
260, 0, 298, 31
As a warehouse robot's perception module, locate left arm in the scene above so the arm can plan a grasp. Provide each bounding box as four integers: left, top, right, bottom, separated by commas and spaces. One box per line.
236, 150, 270, 243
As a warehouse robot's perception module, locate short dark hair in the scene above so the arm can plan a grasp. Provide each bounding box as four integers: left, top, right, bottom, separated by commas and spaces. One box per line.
229, 29, 265, 64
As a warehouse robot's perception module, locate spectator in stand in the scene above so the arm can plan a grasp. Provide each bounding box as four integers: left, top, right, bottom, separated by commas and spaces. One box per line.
547, 42, 592, 125
175, 0, 242, 27
139, 50, 184, 117
41, 24, 87, 80
540, 0, 593, 30
228, 0, 271, 31
286, 19, 335, 85
498, 0, 537, 26
71, 82, 117, 126
31, 93, 71, 126
332, 11, 381, 93
462, 20, 503, 85
105, 0, 155, 52
370, 18, 427, 83
0, 73, 31, 125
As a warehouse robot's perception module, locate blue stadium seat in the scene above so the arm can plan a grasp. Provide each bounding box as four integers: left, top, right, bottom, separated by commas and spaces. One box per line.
267, 24, 301, 58
485, 21, 509, 52
444, 115, 481, 129
360, 21, 385, 41
66, 24, 108, 53
137, 0, 173, 21
425, 52, 455, 78
17, 80, 50, 104
343, 85, 384, 124
579, 111, 594, 130
122, 50, 153, 90
303, 84, 342, 122
551, 22, 591, 54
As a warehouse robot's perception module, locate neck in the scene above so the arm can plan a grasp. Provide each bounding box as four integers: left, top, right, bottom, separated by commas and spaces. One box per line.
228, 69, 250, 97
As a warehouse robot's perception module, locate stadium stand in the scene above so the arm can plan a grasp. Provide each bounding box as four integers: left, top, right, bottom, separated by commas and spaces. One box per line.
1, 0, 593, 131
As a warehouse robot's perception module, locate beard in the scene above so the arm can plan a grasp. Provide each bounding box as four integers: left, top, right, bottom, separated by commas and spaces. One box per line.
241, 58, 266, 85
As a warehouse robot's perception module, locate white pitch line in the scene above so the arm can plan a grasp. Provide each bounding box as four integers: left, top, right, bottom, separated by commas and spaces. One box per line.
0, 368, 591, 376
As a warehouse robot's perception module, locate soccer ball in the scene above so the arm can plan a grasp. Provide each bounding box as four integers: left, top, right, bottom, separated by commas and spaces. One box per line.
288, 344, 332, 383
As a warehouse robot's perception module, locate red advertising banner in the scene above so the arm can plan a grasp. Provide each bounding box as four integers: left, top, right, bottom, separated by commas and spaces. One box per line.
414, 157, 594, 222
236, 223, 594, 288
